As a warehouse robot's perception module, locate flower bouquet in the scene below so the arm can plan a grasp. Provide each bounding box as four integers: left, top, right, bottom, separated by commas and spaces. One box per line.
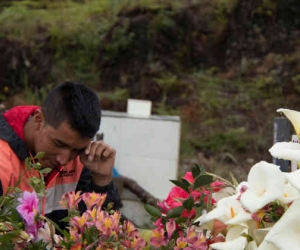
143, 108, 300, 250
0, 154, 147, 249
2, 108, 300, 250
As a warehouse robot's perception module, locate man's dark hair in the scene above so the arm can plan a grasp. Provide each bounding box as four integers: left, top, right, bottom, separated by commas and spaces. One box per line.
42, 81, 101, 138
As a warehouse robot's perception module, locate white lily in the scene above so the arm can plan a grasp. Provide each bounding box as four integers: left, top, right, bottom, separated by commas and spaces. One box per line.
195, 195, 251, 225
209, 225, 248, 250
213, 186, 237, 202
283, 169, 300, 192
246, 240, 258, 250
37, 222, 62, 250
253, 228, 270, 246
262, 198, 300, 250
240, 161, 286, 213
278, 183, 299, 204
257, 241, 279, 250
277, 108, 300, 136
269, 142, 300, 163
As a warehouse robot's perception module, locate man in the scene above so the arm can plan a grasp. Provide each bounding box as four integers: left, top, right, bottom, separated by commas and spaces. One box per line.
0, 81, 120, 228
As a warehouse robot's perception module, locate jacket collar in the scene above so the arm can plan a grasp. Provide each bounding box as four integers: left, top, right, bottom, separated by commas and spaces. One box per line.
0, 105, 39, 160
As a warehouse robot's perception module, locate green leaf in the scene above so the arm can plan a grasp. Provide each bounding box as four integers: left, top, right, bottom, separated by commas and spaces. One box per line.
31, 163, 42, 170
199, 165, 205, 175
192, 164, 201, 179
25, 157, 31, 170
32, 178, 41, 184
60, 217, 71, 223
13, 187, 22, 193
10, 208, 22, 222
165, 239, 176, 248
166, 206, 184, 219
144, 204, 162, 218
181, 178, 192, 187
39, 168, 52, 174
170, 180, 189, 193
194, 175, 213, 189
174, 216, 187, 224
0, 231, 20, 243
182, 197, 194, 211
194, 200, 204, 207
34, 152, 45, 160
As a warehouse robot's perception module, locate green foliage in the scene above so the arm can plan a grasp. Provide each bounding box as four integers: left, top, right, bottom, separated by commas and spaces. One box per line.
99, 22, 135, 67
25, 153, 51, 197
23, 82, 54, 106
0, 0, 113, 88
98, 87, 129, 102
144, 204, 162, 218
0, 0, 299, 186
149, 9, 175, 32
156, 73, 180, 106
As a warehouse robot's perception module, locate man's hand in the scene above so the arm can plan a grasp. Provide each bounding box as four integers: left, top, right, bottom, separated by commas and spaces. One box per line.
79, 140, 116, 186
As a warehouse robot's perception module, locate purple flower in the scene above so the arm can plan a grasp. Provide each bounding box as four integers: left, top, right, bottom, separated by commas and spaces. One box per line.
17, 191, 39, 238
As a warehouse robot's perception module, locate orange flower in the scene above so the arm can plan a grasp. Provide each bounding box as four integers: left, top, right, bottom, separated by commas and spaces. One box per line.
70, 242, 82, 250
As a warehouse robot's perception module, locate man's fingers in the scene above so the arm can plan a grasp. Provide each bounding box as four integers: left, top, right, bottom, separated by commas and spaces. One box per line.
86, 141, 116, 162
85, 142, 92, 155
86, 141, 100, 161
94, 143, 115, 160
101, 146, 116, 158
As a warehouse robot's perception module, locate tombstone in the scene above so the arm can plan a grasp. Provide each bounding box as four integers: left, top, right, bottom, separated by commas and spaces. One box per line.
98, 99, 181, 200
273, 117, 291, 172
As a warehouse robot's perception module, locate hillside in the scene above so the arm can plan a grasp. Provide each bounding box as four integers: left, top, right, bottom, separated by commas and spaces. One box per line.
1, 0, 300, 182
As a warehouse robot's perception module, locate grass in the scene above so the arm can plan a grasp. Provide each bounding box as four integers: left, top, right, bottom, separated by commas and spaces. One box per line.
1, 0, 299, 183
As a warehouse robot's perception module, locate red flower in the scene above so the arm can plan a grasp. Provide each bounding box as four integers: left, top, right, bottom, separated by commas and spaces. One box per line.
183, 172, 194, 183
210, 181, 225, 192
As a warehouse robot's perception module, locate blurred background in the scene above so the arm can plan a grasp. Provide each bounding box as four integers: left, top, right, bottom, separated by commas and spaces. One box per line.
0, 0, 300, 183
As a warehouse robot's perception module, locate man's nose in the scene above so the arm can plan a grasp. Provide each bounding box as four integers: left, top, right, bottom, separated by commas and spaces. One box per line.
56, 149, 71, 166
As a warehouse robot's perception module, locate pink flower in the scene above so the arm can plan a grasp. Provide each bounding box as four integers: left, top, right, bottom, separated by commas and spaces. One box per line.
166, 186, 189, 206
181, 208, 196, 219
150, 227, 168, 248
157, 201, 169, 214
210, 181, 225, 192
237, 184, 248, 200
166, 220, 176, 239
69, 213, 89, 234
17, 191, 40, 239
81, 192, 107, 210
175, 237, 188, 249
59, 191, 82, 209
121, 236, 147, 249
122, 220, 138, 238
153, 217, 163, 227
17, 191, 39, 225
183, 172, 194, 184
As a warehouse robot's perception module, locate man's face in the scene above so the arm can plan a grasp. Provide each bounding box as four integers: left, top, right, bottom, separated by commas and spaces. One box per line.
33, 117, 91, 169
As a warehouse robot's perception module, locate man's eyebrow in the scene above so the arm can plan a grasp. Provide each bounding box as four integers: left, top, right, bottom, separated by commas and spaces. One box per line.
54, 139, 85, 151
76, 147, 86, 152
53, 139, 69, 147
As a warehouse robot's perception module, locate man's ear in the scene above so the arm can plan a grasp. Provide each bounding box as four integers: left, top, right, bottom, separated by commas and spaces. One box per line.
32, 109, 45, 130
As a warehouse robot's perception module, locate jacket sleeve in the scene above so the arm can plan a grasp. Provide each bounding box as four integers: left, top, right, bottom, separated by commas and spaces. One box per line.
0, 179, 3, 196
76, 167, 121, 211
